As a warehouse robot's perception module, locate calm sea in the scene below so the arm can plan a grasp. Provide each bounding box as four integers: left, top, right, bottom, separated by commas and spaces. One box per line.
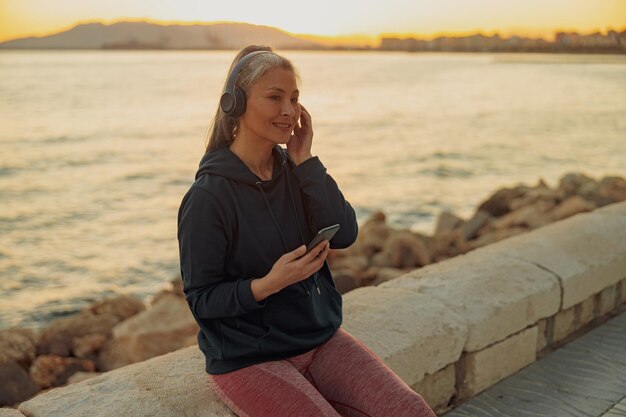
1, 51, 625, 329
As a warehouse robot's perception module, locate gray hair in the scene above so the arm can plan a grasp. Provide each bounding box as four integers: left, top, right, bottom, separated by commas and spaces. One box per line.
204, 45, 300, 153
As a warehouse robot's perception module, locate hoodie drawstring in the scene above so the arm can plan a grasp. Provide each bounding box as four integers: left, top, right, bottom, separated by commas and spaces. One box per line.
256, 180, 314, 296
282, 158, 321, 295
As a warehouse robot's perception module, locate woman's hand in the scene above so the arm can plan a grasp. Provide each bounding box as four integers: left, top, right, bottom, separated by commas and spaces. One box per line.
256, 240, 330, 298
287, 104, 313, 166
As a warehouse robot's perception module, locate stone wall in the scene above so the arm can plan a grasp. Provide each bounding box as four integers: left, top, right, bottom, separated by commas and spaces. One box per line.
11, 201, 626, 417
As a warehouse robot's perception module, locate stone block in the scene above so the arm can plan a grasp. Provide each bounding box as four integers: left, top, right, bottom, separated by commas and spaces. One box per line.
19, 347, 236, 417
554, 306, 576, 342
0, 409, 26, 417
599, 284, 618, 316
97, 294, 199, 371
536, 319, 548, 352
342, 287, 467, 386
578, 295, 596, 326
410, 363, 455, 413
459, 326, 537, 398
381, 248, 559, 351
477, 202, 626, 309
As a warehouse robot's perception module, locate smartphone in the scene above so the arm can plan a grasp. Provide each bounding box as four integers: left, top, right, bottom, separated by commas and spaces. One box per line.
306, 224, 340, 254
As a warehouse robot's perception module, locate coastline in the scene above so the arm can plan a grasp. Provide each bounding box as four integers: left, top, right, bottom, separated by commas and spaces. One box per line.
1, 171, 625, 407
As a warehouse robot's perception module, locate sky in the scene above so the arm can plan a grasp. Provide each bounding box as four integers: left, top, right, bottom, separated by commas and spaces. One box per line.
1, 0, 625, 44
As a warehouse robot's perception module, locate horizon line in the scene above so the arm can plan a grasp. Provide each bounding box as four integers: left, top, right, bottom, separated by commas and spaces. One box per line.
2, 17, 625, 45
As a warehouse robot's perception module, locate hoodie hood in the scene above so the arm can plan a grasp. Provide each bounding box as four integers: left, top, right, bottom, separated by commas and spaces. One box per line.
195, 145, 291, 184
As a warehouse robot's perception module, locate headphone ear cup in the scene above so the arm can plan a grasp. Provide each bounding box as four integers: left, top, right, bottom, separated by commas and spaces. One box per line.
232, 87, 247, 118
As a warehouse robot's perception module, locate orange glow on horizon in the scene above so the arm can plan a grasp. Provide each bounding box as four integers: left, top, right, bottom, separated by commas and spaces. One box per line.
2, 17, 624, 46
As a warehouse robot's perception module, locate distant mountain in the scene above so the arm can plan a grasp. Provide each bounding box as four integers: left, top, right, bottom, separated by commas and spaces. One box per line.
0, 21, 324, 50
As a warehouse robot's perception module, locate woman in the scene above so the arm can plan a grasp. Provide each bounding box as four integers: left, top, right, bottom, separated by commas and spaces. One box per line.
177, 45, 436, 417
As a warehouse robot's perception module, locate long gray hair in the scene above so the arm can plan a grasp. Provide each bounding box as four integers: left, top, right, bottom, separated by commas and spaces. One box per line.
204, 45, 300, 153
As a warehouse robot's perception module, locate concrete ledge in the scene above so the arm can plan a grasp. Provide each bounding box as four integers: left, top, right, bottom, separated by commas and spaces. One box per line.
19, 347, 233, 417
380, 249, 560, 351
477, 203, 626, 309
342, 287, 467, 385
17, 201, 626, 416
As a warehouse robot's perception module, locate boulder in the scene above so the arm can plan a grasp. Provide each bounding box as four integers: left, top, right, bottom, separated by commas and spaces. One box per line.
557, 172, 597, 199
357, 211, 392, 256
467, 226, 528, 250
37, 312, 119, 357
29, 355, 95, 389
509, 184, 559, 211
72, 334, 108, 360
434, 211, 464, 235
549, 195, 595, 221
460, 210, 491, 241
151, 278, 185, 305
331, 269, 362, 294
96, 294, 199, 371
372, 231, 430, 268
0, 328, 37, 368
490, 200, 554, 230
599, 176, 626, 200
430, 229, 466, 261
327, 254, 369, 275
477, 185, 530, 217
0, 361, 40, 407
84, 295, 145, 321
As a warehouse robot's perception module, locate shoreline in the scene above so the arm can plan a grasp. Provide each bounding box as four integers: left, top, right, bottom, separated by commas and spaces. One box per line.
1, 171, 625, 406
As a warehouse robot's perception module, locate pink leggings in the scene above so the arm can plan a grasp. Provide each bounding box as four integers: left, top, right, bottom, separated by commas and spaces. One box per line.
207, 327, 437, 417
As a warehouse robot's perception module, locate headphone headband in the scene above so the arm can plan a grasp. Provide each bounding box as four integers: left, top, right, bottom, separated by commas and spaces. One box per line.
220, 51, 273, 116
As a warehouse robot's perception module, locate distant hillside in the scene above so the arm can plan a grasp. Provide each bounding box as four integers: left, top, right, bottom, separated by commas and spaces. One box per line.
0, 21, 323, 50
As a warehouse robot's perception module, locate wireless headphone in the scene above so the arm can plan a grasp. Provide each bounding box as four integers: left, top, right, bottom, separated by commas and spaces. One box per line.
220, 50, 273, 118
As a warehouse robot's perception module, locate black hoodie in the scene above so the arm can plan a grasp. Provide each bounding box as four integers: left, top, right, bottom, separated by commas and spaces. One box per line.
177, 145, 358, 374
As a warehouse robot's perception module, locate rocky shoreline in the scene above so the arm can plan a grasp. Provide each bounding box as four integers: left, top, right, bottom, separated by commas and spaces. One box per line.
1, 171, 625, 408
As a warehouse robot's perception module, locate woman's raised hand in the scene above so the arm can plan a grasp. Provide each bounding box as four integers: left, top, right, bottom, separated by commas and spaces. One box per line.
287, 104, 313, 166
254, 240, 330, 300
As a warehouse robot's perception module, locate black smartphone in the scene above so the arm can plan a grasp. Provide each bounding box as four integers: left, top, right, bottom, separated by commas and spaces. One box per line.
306, 224, 340, 253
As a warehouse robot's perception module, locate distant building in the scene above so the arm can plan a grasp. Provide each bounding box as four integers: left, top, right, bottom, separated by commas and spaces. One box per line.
380, 30, 626, 53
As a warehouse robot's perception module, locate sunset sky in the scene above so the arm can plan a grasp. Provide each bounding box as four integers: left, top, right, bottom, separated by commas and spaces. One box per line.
1, 0, 625, 44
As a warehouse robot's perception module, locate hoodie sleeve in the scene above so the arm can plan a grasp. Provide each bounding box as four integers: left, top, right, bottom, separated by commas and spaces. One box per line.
177, 186, 266, 320
292, 156, 358, 249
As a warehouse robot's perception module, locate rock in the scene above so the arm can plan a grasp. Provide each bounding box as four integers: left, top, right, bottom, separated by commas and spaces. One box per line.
29, 355, 95, 389
477, 185, 530, 217
460, 210, 492, 241
557, 172, 597, 198
357, 211, 392, 256
151, 278, 185, 305
549, 195, 595, 221
66, 371, 101, 385
96, 294, 199, 371
0, 361, 40, 407
509, 184, 559, 211
328, 254, 369, 274
0, 328, 37, 368
37, 312, 119, 357
434, 211, 464, 235
490, 200, 554, 230
331, 270, 361, 294
599, 176, 626, 200
84, 295, 145, 321
430, 229, 466, 261
18, 347, 236, 417
72, 334, 108, 359
372, 231, 430, 268
467, 227, 528, 250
